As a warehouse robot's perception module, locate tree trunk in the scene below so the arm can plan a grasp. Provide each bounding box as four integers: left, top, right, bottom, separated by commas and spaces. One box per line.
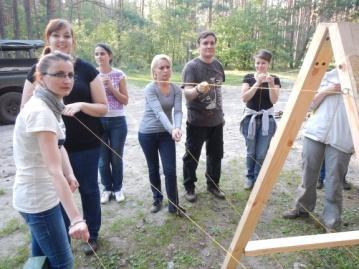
0, 0, 5, 38
208, 0, 213, 27
23, 0, 33, 39
47, 0, 56, 21
58, 0, 62, 17
12, 0, 20, 39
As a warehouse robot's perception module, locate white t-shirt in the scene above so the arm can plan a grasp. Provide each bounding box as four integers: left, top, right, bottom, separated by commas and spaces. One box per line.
13, 96, 66, 213
304, 69, 354, 154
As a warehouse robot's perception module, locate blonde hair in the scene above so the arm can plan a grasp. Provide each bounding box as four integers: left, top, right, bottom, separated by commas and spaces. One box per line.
150, 54, 172, 79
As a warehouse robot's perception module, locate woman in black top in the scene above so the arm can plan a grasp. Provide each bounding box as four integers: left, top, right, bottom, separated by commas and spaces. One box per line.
240, 49, 281, 190
20, 19, 107, 255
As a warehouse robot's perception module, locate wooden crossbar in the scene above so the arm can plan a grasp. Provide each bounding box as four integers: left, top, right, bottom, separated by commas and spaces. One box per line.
244, 231, 359, 256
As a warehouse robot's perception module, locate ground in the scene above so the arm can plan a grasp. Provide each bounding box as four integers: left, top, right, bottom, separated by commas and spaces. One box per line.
0, 79, 358, 269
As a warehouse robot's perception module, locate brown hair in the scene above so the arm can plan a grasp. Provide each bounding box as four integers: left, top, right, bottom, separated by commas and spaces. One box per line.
42, 19, 75, 54
197, 31, 217, 45
35, 51, 74, 82
254, 49, 272, 63
95, 43, 113, 64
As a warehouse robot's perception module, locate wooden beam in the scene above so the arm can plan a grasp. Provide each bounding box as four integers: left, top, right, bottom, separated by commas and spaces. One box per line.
329, 23, 359, 157
222, 24, 333, 269
244, 231, 359, 256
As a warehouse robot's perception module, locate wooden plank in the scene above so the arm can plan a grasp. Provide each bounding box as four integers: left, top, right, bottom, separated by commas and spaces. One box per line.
222, 24, 333, 269
244, 231, 359, 256
329, 23, 359, 158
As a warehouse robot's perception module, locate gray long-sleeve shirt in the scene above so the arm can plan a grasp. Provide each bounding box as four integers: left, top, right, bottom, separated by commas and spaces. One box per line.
139, 82, 182, 134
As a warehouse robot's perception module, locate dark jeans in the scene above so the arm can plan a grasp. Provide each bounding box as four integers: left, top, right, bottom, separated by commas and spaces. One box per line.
240, 115, 276, 182
138, 132, 178, 211
99, 116, 127, 192
67, 147, 101, 241
20, 204, 73, 269
182, 122, 223, 191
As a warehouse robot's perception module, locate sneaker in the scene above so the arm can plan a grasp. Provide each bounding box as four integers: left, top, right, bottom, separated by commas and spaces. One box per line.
343, 180, 352, 190
317, 181, 324, 189
150, 201, 162, 213
282, 208, 310, 219
114, 190, 125, 202
244, 179, 254, 190
184, 189, 196, 203
207, 186, 225, 199
100, 191, 111, 204
83, 239, 98, 256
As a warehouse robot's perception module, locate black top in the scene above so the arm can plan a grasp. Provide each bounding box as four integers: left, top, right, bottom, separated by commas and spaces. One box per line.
243, 73, 281, 111
182, 57, 225, 127
27, 58, 102, 153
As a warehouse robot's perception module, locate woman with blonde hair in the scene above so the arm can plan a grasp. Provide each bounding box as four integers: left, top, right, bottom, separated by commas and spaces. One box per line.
138, 54, 184, 215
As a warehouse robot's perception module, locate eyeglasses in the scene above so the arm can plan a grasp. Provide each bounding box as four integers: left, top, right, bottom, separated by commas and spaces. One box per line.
44, 72, 75, 80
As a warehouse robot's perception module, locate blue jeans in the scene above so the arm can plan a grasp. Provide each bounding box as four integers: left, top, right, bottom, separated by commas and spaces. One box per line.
67, 147, 101, 240
99, 116, 127, 192
240, 115, 276, 182
20, 204, 73, 269
138, 132, 178, 212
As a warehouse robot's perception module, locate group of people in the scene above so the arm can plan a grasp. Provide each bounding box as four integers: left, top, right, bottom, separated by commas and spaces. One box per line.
12, 17, 354, 269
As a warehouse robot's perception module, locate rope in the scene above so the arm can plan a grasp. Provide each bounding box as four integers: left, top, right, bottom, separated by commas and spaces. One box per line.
66, 75, 358, 267
73, 115, 249, 269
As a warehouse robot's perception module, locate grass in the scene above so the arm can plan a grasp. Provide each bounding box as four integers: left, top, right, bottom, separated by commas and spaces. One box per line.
0, 218, 25, 238
1, 166, 358, 268
0, 244, 29, 269
0, 189, 5, 196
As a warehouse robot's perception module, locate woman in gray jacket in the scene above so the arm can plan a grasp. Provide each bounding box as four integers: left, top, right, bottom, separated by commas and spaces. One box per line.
138, 54, 184, 216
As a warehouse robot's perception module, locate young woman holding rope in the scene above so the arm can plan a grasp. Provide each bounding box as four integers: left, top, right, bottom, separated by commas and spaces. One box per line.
138, 54, 184, 216
20, 19, 107, 255
13, 52, 89, 269
240, 49, 281, 190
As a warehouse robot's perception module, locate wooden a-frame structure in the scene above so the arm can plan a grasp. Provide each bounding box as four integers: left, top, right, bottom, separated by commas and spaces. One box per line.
222, 22, 359, 269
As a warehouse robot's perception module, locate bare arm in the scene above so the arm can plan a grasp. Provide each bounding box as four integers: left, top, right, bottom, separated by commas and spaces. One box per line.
184, 86, 199, 101
241, 82, 260, 103
108, 78, 129, 105
310, 84, 341, 110
37, 131, 89, 241
184, 82, 209, 101
267, 76, 280, 104
63, 75, 108, 117
60, 146, 79, 193
20, 80, 35, 109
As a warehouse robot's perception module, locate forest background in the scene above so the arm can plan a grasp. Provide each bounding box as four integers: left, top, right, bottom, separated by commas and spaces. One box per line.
1, 0, 358, 72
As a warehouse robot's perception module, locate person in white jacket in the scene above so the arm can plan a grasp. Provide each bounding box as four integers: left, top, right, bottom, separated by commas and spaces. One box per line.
283, 68, 353, 231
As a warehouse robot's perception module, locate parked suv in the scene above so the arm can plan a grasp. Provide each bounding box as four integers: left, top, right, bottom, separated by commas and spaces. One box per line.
0, 40, 44, 123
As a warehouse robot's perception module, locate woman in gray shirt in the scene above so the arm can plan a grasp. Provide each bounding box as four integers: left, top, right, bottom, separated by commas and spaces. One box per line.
138, 54, 184, 215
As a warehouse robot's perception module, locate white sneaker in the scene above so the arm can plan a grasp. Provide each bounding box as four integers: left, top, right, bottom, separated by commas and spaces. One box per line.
244, 179, 254, 190
114, 190, 125, 203
101, 191, 111, 204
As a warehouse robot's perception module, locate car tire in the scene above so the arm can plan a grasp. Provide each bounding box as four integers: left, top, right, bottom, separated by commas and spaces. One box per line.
0, 92, 22, 123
